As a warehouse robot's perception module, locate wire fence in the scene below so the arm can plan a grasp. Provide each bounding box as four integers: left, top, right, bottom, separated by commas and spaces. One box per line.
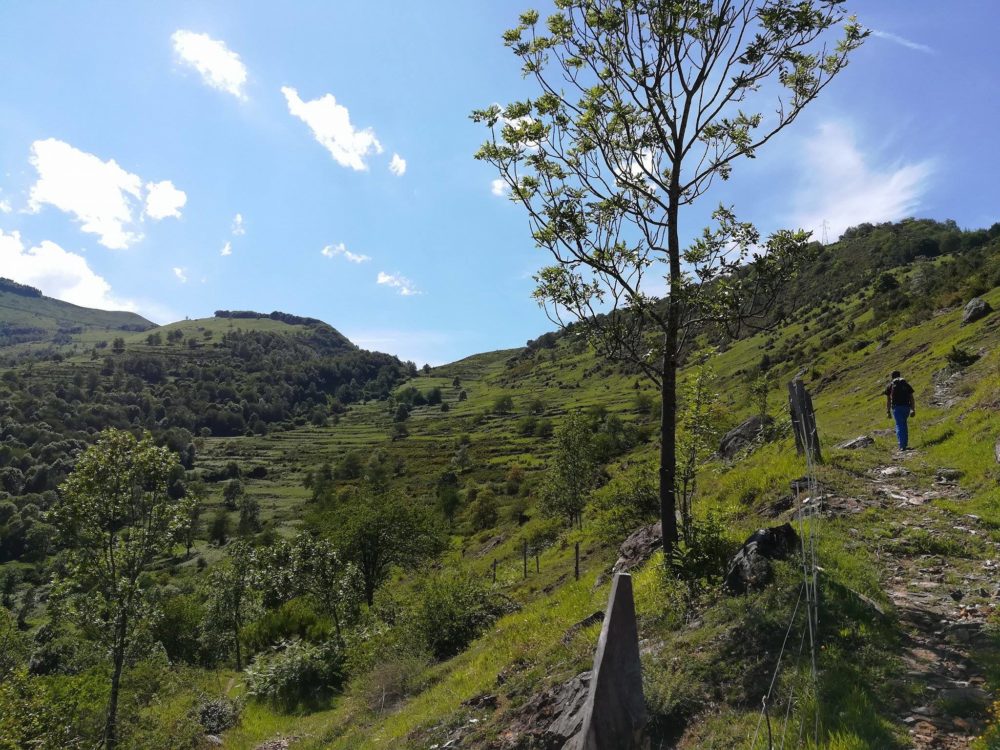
749, 380, 823, 749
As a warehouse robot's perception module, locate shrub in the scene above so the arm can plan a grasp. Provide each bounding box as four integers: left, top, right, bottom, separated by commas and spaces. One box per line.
468, 488, 499, 531
242, 598, 333, 654
946, 345, 980, 369
590, 467, 659, 545
412, 575, 515, 660
197, 695, 241, 734
245, 639, 344, 709
492, 395, 514, 414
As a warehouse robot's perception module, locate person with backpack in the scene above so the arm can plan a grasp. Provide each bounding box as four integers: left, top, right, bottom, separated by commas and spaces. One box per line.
885, 370, 916, 451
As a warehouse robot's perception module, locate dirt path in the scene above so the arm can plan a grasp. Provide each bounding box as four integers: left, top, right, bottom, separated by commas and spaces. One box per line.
866, 456, 998, 748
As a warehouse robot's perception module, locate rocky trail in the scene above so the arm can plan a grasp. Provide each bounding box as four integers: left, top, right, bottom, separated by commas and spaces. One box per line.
863, 453, 998, 748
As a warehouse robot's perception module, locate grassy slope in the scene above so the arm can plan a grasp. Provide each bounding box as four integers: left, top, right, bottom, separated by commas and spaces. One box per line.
205, 286, 998, 749
0, 288, 153, 351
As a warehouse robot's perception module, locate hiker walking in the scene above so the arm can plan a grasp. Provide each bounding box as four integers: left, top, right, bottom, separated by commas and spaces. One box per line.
885, 370, 916, 451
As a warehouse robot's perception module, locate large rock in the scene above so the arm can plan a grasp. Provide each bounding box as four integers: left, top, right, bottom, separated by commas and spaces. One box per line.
723, 523, 799, 595
961, 297, 993, 326
995, 438, 1000, 465
837, 435, 874, 450
501, 671, 592, 749
718, 415, 774, 459
613, 522, 661, 575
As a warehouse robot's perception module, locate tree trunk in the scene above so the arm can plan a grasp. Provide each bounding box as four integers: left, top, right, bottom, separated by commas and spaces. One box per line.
234, 619, 242, 671
659, 185, 683, 562
659, 336, 678, 561
102, 611, 128, 750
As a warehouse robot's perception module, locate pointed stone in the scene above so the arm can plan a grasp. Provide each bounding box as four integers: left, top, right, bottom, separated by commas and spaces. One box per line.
576, 573, 646, 749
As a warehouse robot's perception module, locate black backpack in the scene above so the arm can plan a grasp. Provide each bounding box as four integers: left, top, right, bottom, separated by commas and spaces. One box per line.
889, 378, 913, 406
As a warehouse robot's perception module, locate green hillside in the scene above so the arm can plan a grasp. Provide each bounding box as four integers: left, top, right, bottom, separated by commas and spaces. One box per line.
0, 277, 153, 350
0, 220, 998, 749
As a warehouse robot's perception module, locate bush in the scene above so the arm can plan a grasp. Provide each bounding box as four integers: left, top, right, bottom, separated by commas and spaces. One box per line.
198, 695, 241, 734
492, 395, 514, 415
245, 639, 344, 709
242, 598, 333, 654
412, 575, 515, 660
468, 488, 499, 531
946, 345, 980, 369
590, 467, 659, 545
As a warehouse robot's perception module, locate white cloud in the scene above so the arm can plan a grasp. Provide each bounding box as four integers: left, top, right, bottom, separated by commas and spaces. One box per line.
29, 138, 143, 249
0, 229, 136, 311
282, 86, 383, 171
321, 242, 370, 263
0, 199, 10, 213
144, 180, 187, 219
871, 30, 934, 54
790, 121, 934, 242
490, 178, 508, 197
377, 271, 420, 296
27, 138, 184, 249
221, 241, 232, 256
173, 267, 188, 283
171, 30, 248, 100
232, 212, 245, 235
389, 153, 407, 176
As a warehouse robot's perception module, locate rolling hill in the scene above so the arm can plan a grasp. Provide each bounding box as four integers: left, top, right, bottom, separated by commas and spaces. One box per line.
0, 277, 153, 349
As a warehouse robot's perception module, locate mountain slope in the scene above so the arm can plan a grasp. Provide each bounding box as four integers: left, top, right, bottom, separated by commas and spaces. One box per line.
0, 277, 153, 348
0, 219, 997, 749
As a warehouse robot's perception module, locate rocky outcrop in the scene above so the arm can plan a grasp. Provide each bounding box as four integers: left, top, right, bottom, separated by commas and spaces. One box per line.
500, 671, 591, 749
613, 523, 661, 575
718, 415, 774, 459
838, 435, 874, 450
961, 297, 992, 326
723, 523, 799, 595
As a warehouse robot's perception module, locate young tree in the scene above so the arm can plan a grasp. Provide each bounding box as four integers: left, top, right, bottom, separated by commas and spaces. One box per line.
335, 489, 444, 606
540, 411, 600, 527
676, 356, 725, 538
205, 540, 259, 671
474, 1, 864, 557
291, 535, 360, 640
182, 481, 205, 558
52, 429, 190, 750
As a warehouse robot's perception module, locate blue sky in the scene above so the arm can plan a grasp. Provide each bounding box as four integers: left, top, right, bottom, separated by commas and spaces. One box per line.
0, 1, 997, 365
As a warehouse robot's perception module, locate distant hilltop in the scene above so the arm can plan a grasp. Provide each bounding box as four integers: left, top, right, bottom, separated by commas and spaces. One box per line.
0, 277, 43, 298
214, 309, 326, 327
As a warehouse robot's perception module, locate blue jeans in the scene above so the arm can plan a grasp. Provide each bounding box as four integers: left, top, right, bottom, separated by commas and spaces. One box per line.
892, 404, 911, 450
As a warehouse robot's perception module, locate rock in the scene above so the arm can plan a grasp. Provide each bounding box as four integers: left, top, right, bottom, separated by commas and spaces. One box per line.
961, 297, 992, 326
204, 737, 223, 747
463, 693, 499, 710
950, 590, 964, 602
718, 415, 774, 459
938, 686, 990, 708
838, 435, 874, 450
502, 671, 591, 749
723, 523, 799, 595
995, 438, 1000, 465
936, 468, 962, 482
613, 523, 661, 575
562, 611, 604, 645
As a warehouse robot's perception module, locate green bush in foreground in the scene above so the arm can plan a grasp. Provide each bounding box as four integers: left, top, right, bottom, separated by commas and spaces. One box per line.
246, 639, 345, 711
